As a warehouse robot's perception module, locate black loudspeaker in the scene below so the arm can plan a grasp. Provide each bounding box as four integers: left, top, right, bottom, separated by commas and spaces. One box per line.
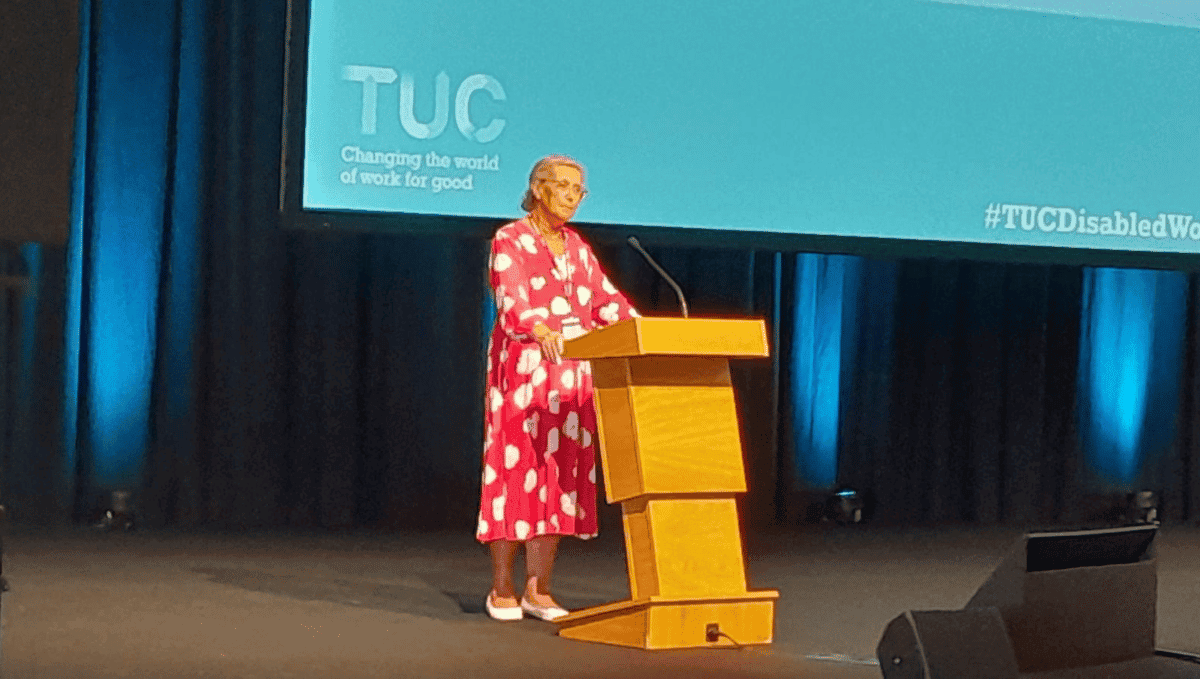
966, 524, 1157, 673
877, 608, 1019, 679
0, 0, 81, 245
879, 524, 1165, 678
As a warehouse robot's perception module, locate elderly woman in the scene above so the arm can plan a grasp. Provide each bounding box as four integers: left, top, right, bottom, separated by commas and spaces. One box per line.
477, 155, 639, 621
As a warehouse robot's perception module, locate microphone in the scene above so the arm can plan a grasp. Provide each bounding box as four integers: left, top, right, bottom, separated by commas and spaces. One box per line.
627, 236, 689, 319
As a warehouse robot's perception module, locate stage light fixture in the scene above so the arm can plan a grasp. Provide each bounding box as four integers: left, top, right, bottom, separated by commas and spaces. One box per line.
1127, 490, 1159, 525
92, 490, 135, 531
826, 488, 865, 524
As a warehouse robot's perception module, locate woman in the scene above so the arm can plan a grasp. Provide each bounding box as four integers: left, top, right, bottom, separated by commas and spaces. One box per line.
476, 155, 639, 621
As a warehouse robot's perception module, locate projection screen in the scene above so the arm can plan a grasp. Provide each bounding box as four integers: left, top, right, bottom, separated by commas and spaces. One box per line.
284, 0, 1200, 266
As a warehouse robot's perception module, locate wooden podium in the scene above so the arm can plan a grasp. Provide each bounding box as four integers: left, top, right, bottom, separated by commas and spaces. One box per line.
556, 317, 778, 650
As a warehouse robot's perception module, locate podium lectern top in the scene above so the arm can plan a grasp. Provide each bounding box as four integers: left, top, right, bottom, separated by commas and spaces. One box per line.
561, 317, 768, 360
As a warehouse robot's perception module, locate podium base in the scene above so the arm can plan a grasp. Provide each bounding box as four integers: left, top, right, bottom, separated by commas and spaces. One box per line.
555, 591, 778, 650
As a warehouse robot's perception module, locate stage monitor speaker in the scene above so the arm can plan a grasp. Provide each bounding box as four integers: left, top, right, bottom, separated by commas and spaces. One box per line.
877, 607, 1019, 679
878, 524, 1161, 678
965, 524, 1157, 674
0, 0, 81, 245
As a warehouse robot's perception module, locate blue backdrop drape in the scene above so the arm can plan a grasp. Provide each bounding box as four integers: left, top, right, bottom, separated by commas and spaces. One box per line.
3, 0, 1199, 529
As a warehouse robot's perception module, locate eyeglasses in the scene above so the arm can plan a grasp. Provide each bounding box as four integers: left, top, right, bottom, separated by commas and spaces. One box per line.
541, 178, 588, 198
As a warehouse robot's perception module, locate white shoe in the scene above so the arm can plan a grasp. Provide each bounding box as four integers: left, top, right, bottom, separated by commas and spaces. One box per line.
520, 596, 569, 621
485, 591, 523, 621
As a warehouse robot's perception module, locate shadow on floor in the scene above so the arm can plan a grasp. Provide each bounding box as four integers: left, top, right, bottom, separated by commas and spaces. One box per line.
192, 566, 614, 620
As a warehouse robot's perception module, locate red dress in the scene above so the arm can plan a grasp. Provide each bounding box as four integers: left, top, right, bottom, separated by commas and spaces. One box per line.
476, 219, 639, 542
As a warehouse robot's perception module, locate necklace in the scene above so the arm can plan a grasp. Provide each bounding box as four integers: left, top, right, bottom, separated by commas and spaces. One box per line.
552, 237, 572, 298
527, 216, 571, 296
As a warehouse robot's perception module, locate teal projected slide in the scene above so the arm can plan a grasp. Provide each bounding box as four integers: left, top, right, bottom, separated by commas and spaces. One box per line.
303, 0, 1200, 254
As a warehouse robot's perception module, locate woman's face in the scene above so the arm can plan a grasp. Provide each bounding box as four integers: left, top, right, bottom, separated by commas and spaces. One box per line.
535, 164, 586, 223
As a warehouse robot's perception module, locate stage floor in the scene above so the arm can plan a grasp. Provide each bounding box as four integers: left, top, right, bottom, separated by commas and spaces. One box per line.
1, 523, 1197, 678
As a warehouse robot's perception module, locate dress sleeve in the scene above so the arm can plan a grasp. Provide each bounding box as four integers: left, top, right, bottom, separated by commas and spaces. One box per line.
578, 241, 640, 327
490, 230, 548, 341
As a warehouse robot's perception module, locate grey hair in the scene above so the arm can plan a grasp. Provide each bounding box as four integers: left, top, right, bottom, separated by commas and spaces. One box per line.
521, 155, 585, 213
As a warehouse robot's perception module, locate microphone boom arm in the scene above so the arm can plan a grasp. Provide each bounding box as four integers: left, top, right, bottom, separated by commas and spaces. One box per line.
627, 236, 689, 319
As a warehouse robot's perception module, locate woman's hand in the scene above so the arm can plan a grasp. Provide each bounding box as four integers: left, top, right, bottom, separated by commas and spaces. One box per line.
532, 323, 564, 364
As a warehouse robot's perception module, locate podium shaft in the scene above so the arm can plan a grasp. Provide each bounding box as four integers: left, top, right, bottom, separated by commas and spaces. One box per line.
622, 496, 748, 599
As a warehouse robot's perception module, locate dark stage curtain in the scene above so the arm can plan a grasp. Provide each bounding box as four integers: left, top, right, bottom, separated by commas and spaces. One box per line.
834, 261, 1200, 527
835, 261, 1086, 526
0, 245, 70, 524
1178, 277, 1200, 523
8, 0, 1198, 532
143, 0, 506, 529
